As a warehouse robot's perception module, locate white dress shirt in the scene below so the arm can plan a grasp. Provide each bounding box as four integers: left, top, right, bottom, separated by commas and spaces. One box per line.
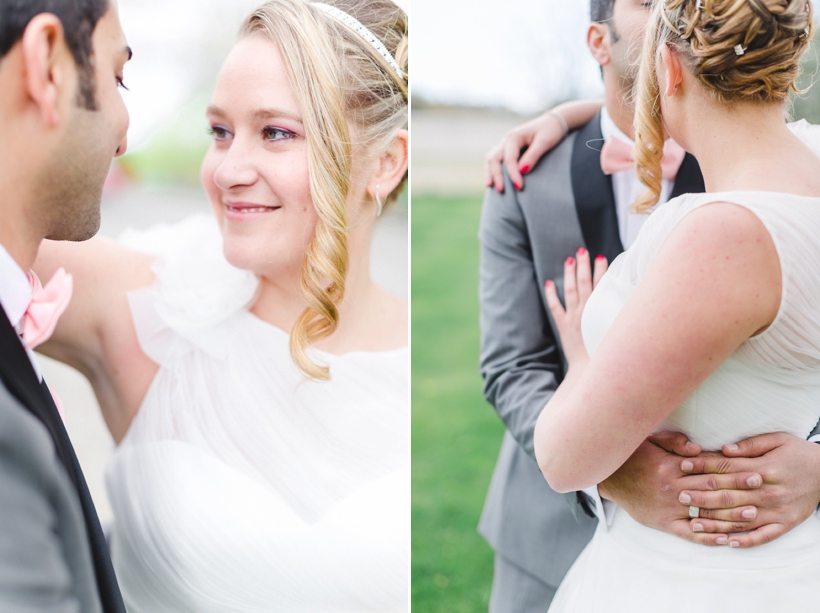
0, 243, 42, 380
600, 107, 674, 249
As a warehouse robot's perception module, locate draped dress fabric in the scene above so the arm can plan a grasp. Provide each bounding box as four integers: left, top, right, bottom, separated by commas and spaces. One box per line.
105, 215, 409, 612
548, 122, 820, 612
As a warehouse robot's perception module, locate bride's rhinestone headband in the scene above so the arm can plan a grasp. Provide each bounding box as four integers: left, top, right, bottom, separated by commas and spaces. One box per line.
313, 3, 402, 77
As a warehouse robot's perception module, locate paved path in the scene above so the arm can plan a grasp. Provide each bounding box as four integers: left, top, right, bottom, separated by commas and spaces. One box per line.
42, 183, 407, 524
412, 106, 532, 195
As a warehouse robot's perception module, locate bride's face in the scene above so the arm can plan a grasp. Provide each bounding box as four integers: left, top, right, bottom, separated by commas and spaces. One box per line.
201, 35, 316, 278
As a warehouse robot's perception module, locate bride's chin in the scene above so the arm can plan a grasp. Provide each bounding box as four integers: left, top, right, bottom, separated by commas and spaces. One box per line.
220, 240, 298, 280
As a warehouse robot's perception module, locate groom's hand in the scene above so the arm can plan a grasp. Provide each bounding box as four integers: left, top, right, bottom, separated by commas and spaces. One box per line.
599, 432, 764, 546
678, 432, 820, 548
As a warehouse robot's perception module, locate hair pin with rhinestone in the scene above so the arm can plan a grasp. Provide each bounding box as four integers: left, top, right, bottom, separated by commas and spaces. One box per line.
734, 44, 746, 56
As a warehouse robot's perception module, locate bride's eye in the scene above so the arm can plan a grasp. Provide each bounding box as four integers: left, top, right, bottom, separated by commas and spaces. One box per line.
262, 126, 295, 142
208, 125, 231, 141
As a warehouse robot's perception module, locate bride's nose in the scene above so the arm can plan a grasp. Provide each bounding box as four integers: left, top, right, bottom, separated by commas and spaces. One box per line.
213, 139, 259, 190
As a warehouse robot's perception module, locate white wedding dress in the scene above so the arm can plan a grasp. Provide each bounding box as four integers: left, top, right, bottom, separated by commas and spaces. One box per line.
104, 215, 409, 612
547, 122, 820, 612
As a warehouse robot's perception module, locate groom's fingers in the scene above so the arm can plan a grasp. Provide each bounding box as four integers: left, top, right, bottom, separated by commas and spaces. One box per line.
679, 488, 755, 510
679, 471, 763, 496
648, 431, 702, 456
679, 454, 755, 475
722, 432, 786, 458
693, 505, 758, 523
725, 523, 787, 548
689, 517, 755, 535
669, 519, 727, 547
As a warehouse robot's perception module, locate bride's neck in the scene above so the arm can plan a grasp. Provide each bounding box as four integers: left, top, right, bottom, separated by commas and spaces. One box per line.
681, 98, 798, 193
251, 222, 376, 336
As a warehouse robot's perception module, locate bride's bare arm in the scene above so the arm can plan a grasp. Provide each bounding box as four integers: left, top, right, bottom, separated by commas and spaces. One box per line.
33, 238, 158, 442
534, 203, 780, 494
484, 99, 603, 193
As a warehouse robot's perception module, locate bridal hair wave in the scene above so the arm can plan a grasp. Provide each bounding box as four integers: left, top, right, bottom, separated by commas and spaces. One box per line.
633, 0, 813, 212
242, 0, 408, 379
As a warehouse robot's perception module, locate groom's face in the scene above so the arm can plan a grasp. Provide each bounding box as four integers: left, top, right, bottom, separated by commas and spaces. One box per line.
607, 0, 654, 91
39, 0, 131, 242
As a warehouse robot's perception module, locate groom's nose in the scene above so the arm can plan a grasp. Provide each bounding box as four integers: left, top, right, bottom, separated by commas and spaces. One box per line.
115, 133, 128, 158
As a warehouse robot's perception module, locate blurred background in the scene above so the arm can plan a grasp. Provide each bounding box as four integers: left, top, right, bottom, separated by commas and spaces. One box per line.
42, 0, 408, 526
411, 2, 820, 612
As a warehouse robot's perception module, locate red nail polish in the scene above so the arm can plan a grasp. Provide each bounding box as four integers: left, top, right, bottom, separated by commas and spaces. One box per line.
577, 247, 587, 255
596, 254, 606, 261
496, 185, 503, 193
514, 182, 522, 191
520, 164, 530, 174
545, 280, 553, 288
566, 257, 575, 266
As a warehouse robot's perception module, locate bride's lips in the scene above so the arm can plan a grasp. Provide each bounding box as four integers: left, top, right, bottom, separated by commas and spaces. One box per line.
223, 201, 281, 221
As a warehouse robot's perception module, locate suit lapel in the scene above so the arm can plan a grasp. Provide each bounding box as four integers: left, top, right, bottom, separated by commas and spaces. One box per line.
0, 306, 77, 484
0, 305, 125, 612
570, 114, 625, 264
670, 152, 706, 198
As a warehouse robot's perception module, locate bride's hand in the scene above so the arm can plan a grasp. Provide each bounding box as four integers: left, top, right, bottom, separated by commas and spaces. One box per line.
544, 248, 608, 367
485, 112, 568, 193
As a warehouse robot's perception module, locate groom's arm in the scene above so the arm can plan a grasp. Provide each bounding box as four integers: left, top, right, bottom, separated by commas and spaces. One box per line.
478, 176, 563, 459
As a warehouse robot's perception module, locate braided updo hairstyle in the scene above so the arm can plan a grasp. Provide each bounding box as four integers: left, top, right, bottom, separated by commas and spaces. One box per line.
633, 0, 813, 212
242, 0, 407, 379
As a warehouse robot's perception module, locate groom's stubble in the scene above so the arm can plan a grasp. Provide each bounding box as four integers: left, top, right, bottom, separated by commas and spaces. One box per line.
35, 103, 107, 242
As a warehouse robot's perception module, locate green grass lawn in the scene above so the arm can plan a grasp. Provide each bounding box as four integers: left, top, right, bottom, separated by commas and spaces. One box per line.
412, 193, 505, 612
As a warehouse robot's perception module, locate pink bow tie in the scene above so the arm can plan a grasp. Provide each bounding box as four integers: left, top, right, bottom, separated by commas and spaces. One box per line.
600, 136, 687, 181
20, 268, 73, 350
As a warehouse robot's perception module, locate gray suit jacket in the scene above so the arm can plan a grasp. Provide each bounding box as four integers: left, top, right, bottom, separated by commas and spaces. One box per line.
0, 381, 102, 613
477, 114, 706, 588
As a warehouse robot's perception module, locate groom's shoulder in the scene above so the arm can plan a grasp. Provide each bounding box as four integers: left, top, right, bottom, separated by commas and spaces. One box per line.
0, 382, 72, 499
480, 126, 582, 235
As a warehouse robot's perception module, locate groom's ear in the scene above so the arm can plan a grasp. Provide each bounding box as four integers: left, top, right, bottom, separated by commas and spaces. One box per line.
587, 23, 612, 68
20, 14, 77, 127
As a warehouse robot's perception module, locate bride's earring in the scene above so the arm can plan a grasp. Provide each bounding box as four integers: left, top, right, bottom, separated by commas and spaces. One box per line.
375, 185, 384, 217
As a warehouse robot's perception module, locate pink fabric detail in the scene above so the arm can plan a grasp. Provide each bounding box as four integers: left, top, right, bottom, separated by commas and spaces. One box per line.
21, 268, 73, 350
51, 389, 66, 423
600, 136, 687, 182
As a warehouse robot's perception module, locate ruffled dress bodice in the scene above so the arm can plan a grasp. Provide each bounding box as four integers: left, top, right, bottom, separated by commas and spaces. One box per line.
105, 215, 409, 612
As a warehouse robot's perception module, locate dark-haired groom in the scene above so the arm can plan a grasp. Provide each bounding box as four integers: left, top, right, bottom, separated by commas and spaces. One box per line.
478, 0, 820, 610
0, 0, 130, 610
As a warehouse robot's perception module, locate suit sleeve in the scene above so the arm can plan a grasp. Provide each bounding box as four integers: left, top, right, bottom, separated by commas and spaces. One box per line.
478, 175, 563, 459
0, 395, 88, 613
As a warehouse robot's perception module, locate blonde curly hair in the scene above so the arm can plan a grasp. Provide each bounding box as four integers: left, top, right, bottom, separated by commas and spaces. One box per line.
242, 0, 408, 379
633, 0, 813, 212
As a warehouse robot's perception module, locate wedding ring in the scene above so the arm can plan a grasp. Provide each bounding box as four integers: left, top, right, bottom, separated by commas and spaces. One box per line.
689, 505, 700, 518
